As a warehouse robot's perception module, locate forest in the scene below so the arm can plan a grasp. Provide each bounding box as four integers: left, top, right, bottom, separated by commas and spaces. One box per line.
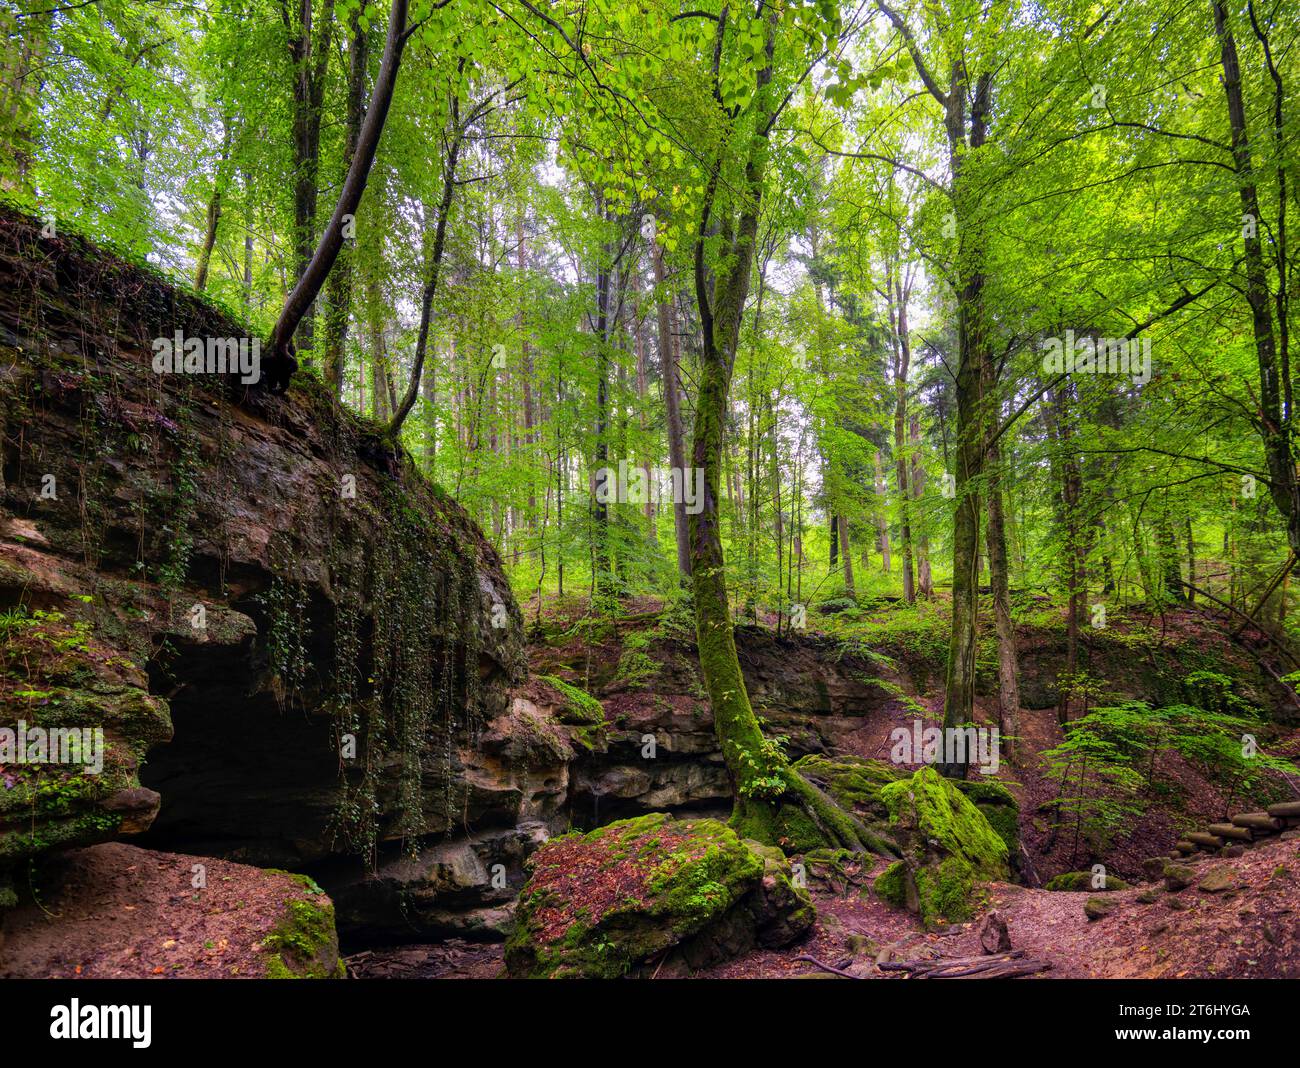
1, 0, 1300, 997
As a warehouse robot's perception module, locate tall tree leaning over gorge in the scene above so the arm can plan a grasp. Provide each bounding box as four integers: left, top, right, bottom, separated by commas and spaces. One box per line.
685, 0, 893, 848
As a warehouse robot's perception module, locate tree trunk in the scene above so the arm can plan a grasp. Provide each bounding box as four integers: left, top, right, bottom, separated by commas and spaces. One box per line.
592, 212, 616, 610
874, 450, 891, 573
1212, 0, 1298, 552
687, 10, 885, 852
286, 0, 337, 361
984, 421, 1020, 761
193, 125, 231, 292
653, 241, 691, 580
911, 413, 933, 596
838, 514, 856, 598
891, 272, 915, 602
322, 9, 369, 394
269, 0, 409, 385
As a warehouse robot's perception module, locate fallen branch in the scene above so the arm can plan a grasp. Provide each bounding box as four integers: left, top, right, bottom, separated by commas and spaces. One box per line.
879, 949, 1053, 979
793, 954, 863, 979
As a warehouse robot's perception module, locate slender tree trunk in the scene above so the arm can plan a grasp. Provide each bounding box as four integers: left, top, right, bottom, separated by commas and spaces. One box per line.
838, 514, 856, 598
940, 67, 996, 776
269, 0, 410, 384
1156, 507, 1185, 603
519, 203, 536, 528
1047, 384, 1084, 726
286, 0, 337, 361
1212, 0, 1298, 551
654, 241, 692, 580
984, 421, 1020, 760
592, 205, 617, 610
322, 9, 369, 395
193, 126, 231, 292
911, 413, 932, 597
874, 450, 891, 573
386, 107, 466, 434
891, 273, 915, 603
686, 11, 881, 852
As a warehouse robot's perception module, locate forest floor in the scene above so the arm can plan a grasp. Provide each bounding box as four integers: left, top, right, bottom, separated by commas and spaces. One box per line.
0, 842, 338, 978
349, 831, 1300, 979
346, 598, 1300, 979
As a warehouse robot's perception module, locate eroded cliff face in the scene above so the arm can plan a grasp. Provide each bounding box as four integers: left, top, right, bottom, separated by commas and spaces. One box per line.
0, 207, 546, 927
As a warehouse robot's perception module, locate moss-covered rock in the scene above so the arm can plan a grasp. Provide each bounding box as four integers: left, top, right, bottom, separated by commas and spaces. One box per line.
0, 608, 172, 870
952, 779, 1021, 875
873, 859, 911, 908
1163, 862, 1197, 892
504, 812, 813, 978
1084, 895, 1119, 920
535, 674, 607, 752
261, 873, 346, 978
875, 768, 1009, 928
1045, 870, 1130, 892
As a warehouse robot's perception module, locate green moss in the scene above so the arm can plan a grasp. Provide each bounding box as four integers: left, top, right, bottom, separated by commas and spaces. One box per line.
877, 768, 1010, 928
615, 630, 659, 689
976, 804, 1020, 858
913, 855, 987, 924
537, 674, 607, 751
793, 753, 902, 818
260, 879, 343, 979
1045, 871, 1130, 892
0, 604, 173, 867
952, 778, 1017, 808
873, 860, 908, 907
506, 814, 795, 978
881, 768, 1009, 873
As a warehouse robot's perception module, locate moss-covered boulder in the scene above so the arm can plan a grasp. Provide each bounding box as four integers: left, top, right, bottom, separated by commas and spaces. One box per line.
504, 812, 813, 978
953, 778, 1021, 866
261, 873, 346, 978
1084, 895, 1120, 920
872, 767, 1009, 928
534, 674, 607, 752
1045, 870, 1130, 892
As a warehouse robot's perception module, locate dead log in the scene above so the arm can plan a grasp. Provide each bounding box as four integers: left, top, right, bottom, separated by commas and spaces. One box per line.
1231, 812, 1284, 832
1206, 823, 1253, 842
1267, 801, 1300, 819
878, 950, 1052, 979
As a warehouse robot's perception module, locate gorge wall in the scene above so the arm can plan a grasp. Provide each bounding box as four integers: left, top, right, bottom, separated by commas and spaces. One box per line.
0, 207, 554, 942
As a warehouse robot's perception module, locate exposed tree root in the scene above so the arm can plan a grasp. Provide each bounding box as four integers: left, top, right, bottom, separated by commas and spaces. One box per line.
783, 769, 900, 856
731, 769, 900, 857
